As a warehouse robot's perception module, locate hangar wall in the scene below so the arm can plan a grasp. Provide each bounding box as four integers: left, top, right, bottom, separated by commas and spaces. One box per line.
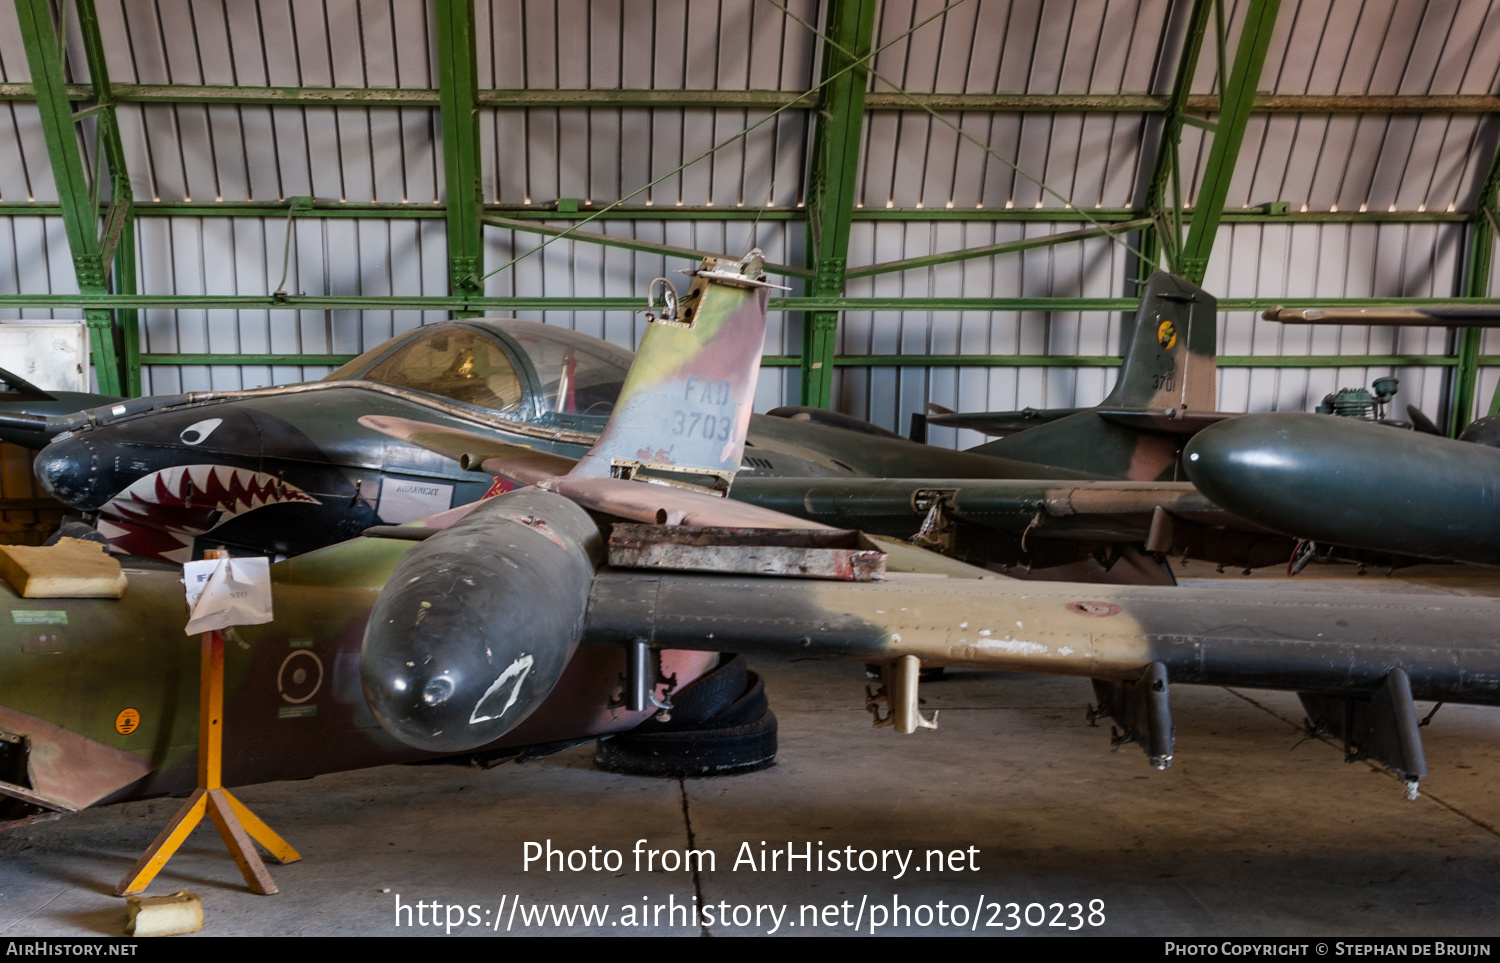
0, 0, 1496, 465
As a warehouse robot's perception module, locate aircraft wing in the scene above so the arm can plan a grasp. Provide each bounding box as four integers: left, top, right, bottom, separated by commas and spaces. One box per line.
731, 476, 1219, 541
926, 408, 1235, 439
360, 409, 1230, 541
359, 415, 577, 486
582, 557, 1500, 781
730, 476, 1293, 572
586, 565, 1500, 695
1094, 409, 1235, 435
365, 412, 1292, 568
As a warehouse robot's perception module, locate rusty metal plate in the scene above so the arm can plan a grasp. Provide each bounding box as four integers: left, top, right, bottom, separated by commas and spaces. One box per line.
608, 524, 886, 581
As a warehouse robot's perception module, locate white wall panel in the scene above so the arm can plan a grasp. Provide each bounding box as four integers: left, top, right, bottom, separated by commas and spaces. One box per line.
96, 0, 433, 89
1173, 0, 1500, 213
1202, 221, 1463, 421
478, 0, 817, 90
0, 3, 30, 83
0, 104, 53, 203
833, 221, 1133, 437
114, 104, 440, 204
883, 111, 1147, 212
873, 0, 1169, 95
481, 107, 807, 207
0, 217, 79, 321
132, 216, 446, 393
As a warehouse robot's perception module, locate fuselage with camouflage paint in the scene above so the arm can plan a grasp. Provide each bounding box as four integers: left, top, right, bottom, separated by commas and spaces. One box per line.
0, 534, 716, 814
6, 519, 1497, 818
29, 274, 1228, 566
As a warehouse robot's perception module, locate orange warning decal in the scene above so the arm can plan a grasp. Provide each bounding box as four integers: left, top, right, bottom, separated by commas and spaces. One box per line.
115, 708, 141, 735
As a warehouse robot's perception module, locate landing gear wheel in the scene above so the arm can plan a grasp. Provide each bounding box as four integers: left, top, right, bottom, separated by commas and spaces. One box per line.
595, 654, 777, 777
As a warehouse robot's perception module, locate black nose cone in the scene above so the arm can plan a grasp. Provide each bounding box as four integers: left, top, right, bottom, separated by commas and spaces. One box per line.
35, 434, 109, 510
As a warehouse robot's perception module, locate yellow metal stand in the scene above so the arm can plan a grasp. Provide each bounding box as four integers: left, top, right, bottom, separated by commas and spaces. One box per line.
116, 628, 300, 896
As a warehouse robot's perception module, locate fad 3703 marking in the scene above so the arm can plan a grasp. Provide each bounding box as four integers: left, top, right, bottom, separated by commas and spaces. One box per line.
671, 376, 737, 441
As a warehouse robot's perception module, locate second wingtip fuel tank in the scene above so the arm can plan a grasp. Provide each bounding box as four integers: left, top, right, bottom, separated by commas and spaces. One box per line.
1184, 411, 1500, 566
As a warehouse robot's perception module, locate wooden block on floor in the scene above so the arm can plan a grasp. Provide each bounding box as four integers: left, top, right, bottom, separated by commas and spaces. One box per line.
0, 537, 128, 598
125, 891, 204, 937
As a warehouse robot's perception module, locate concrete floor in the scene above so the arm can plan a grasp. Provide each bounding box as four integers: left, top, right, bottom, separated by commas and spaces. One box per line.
3, 569, 1500, 937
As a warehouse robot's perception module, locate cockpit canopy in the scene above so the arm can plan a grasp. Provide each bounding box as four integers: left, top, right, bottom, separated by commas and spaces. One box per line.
323, 319, 634, 423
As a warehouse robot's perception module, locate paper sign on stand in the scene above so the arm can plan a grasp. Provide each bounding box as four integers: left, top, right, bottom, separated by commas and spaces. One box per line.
182, 556, 273, 635
117, 553, 297, 898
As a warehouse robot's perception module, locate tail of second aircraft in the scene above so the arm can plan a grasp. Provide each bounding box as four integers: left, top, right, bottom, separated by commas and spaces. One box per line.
928, 272, 1219, 441
1101, 272, 1217, 413
569, 251, 773, 489
964, 273, 1221, 480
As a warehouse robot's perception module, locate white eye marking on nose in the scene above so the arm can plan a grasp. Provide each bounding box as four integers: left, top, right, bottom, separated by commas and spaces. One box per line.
179, 418, 223, 446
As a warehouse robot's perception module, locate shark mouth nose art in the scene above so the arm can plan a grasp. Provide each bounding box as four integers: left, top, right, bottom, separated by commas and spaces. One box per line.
94, 465, 321, 563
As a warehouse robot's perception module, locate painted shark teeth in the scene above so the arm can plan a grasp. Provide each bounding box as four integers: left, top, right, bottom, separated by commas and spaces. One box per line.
97, 463, 322, 559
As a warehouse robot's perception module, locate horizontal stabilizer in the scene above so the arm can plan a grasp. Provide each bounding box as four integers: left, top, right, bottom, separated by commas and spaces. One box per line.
1095, 409, 1235, 435
764, 406, 906, 439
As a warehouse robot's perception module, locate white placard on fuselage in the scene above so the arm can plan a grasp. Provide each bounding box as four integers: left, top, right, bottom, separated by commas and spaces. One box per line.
377, 478, 454, 524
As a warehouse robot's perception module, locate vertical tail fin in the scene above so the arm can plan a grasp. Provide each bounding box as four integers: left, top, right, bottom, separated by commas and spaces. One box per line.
569, 251, 773, 488
1103, 272, 1218, 412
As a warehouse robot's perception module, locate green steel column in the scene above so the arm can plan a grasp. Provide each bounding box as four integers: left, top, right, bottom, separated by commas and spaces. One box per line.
1176, 0, 1282, 284
1141, 0, 1214, 279
800, 0, 877, 408
116, 207, 139, 395
77, 0, 136, 395
434, 0, 484, 310
1455, 147, 1500, 432
13, 0, 123, 394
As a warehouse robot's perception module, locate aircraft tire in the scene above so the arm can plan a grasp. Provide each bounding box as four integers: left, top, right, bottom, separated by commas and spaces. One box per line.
593, 711, 777, 777
594, 656, 777, 776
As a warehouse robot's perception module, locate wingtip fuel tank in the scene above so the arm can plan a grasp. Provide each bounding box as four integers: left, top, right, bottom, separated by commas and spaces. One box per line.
360, 487, 604, 753
1183, 411, 1500, 565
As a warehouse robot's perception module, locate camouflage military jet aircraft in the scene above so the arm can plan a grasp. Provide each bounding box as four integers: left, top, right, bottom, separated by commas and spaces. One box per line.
16, 273, 1287, 580
4, 251, 1496, 834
